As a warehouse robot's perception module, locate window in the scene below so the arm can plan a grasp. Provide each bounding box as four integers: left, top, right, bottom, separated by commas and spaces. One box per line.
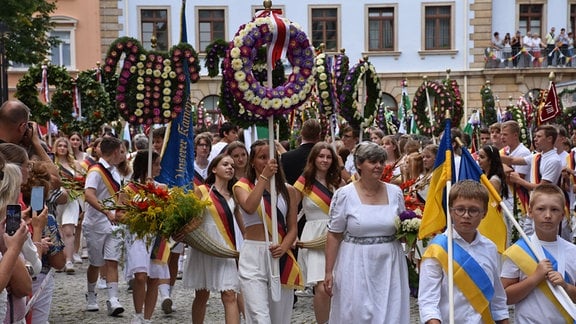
198, 9, 225, 52
571, 4, 576, 36
201, 95, 220, 126
519, 4, 542, 36
140, 9, 169, 51
311, 8, 338, 51
50, 30, 71, 67
368, 7, 395, 51
424, 5, 451, 50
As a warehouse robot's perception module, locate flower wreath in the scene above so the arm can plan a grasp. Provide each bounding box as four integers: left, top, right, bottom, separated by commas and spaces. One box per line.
339, 59, 381, 129
559, 88, 576, 129
375, 104, 399, 135
204, 39, 228, 77
67, 69, 119, 136
411, 80, 453, 137
103, 37, 201, 126
507, 104, 530, 148
517, 96, 535, 128
315, 52, 336, 115
222, 17, 315, 117
333, 50, 349, 103
443, 78, 463, 127
480, 84, 497, 126
15, 64, 74, 127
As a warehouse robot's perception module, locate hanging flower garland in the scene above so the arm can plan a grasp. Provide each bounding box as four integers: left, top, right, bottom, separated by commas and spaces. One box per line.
67, 69, 119, 136
333, 50, 349, 103
315, 52, 336, 116
558, 88, 576, 130
339, 59, 381, 129
411, 80, 453, 137
443, 78, 463, 127
222, 16, 315, 117
15, 64, 74, 127
509, 105, 530, 147
204, 39, 228, 77
480, 84, 497, 126
103, 37, 201, 126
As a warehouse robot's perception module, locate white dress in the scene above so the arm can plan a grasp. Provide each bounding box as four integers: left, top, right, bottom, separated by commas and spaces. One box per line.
183, 195, 240, 292
327, 183, 410, 324
298, 195, 329, 285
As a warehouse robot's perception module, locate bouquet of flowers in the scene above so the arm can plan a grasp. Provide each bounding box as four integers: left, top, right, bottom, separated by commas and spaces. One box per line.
60, 173, 86, 200
395, 210, 423, 298
104, 183, 209, 241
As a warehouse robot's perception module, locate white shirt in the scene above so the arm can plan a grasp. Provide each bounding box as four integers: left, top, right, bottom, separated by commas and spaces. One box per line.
419, 230, 509, 324
523, 149, 562, 184
83, 158, 121, 232
502, 235, 576, 323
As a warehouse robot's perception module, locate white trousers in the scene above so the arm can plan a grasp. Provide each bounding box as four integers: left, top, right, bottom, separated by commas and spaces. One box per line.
29, 272, 55, 324
239, 240, 293, 324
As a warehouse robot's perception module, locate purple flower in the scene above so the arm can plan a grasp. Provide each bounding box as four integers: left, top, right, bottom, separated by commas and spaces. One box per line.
399, 210, 417, 221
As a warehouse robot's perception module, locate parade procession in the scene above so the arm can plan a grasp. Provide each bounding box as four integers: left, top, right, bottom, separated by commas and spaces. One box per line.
4, 0, 576, 323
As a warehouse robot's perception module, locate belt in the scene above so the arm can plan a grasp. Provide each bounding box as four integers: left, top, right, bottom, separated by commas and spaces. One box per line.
343, 233, 395, 245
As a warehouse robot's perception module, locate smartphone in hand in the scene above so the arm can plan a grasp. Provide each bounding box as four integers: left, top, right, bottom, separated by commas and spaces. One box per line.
6, 205, 21, 236
31, 186, 44, 212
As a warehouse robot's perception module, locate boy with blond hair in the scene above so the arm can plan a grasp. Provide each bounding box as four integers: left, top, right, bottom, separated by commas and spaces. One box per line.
501, 183, 576, 323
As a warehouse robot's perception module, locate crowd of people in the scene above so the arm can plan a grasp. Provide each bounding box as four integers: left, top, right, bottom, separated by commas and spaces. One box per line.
1, 97, 576, 323
488, 27, 575, 68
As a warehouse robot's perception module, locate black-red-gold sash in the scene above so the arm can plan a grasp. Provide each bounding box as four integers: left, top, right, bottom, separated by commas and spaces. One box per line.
233, 178, 303, 289
193, 170, 205, 187
88, 163, 120, 197
81, 156, 97, 171
293, 176, 332, 214
198, 185, 236, 250
59, 165, 75, 180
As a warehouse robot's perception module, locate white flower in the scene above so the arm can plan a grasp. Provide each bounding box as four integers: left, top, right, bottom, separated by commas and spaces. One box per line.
238, 81, 249, 91
251, 96, 262, 106
316, 62, 325, 71
319, 82, 328, 90
231, 58, 243, 71
244, 90, 255, 101
235, 71, 246, 82
293, 66, 300, 74
282, 97, 292, 108
163, 96, 171, 103
272, 98, 282, 109
230, 47, 241, 59
321, 91, 330, 100
139, 55, 146, 61
163, 66, 172, 73
291, 94, 300, 105
319, 73, 327, 81
261, 98, 271, 109
234, 38, 243, 47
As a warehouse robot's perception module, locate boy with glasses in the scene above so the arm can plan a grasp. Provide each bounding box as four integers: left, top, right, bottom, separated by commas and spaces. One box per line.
419, 180, 509, 324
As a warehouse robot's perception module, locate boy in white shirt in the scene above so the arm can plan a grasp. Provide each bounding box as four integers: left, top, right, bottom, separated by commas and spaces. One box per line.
501, 183, 576, 323
419, 180, 509, 324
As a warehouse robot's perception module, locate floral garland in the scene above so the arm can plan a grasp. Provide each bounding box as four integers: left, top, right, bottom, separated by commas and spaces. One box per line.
315, 52, 335, 115
15, 64, 74, 127
480, 84, 497, 126
559, 88, 576, 130
222, 17, 315, 117
333, 50, 349, 103
204, 39, 228, 77
67, 69, 119, 136
103, 37, 201, 126
508, 105, 530, 147
339, 59, 381, 129
411, 81, 453, 137
443, 78, 463, 127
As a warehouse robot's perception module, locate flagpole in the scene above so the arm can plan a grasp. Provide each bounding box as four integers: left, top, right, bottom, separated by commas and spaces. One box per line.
445, 110, 455, 324
359, 58, 367, 142
423, 76, 436, 144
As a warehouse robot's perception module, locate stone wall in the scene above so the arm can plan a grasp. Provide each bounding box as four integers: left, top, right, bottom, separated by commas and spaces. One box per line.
100, 0, 123, 60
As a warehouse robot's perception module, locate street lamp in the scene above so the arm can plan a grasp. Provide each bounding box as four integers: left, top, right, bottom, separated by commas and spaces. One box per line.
0, 21, 9, 104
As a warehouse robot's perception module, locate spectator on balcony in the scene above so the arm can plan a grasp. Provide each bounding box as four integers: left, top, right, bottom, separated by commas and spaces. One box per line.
491, 32, 504, 68
557, 28, 570, 67
521, 31, 533, 68
502, 33, 512, 68
511, 31, 522, 68
531, 33, 544, 68
545, 27, 557, 66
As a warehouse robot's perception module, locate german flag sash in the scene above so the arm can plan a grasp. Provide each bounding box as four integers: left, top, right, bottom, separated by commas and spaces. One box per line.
193, 170, 205, 187
198, 185, 236, 250
503, 238, 573, 323
233, 178, 303, 289
81, 156, 97, 171
423, 234, 495, 323
293, 176, 332, 215
88, 163, 120, 198
124, 182, 170, 264
59, 165, 75, 180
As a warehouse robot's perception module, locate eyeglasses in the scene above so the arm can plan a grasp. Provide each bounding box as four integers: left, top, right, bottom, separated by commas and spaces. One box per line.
450, 207, 483, 218
197, 144, 209, 148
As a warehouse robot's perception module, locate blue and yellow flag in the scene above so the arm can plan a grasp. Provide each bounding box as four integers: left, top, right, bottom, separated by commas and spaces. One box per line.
156, 0, 195, 188
458, 146, 507, 253
418, 119, 453, 240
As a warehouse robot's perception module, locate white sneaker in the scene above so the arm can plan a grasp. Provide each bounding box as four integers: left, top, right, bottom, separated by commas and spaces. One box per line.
65, 261, 75, 274
106, 297, 124, 316
97, 278, 108, 289
85, 292, 99, 311
161, 296, 173, 314
73, 253, 83, 264
295, 287, 314, 297
131, 313, 144, 324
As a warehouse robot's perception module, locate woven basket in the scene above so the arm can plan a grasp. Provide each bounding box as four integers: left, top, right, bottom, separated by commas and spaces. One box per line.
176, 218, 239, 259
296, 234, 327, 250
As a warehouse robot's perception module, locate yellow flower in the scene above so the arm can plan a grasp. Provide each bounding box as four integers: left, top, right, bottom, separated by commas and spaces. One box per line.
319, 82, 328, 90
136, 93, 144, 100
129, 66, 137, 73
163, 110, 171, 118
153, 70, 161, 78
162, 103, 170, 109
319, 73, 327, 81
135, 109, 143, 116
139, 55, 146, 61
163, 96, 171, 103
164, 80, 171, 87
317, 65, 325, 73
137, 84, 145, 91
163, 59, 171, 66
137, 77, 144, 84
146, 69, 153, 75
163, 88, 171, 95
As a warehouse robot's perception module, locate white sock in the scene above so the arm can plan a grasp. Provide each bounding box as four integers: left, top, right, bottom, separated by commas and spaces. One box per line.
87, 282, 96, 293
107, 282, 119, 299
158, 284, 170, 299
169, 285, 175, 297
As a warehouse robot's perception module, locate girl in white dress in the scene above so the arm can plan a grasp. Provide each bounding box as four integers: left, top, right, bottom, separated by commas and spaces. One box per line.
325, 142, 410, 323
180, 154, 242, 324
293, 142, 342, 324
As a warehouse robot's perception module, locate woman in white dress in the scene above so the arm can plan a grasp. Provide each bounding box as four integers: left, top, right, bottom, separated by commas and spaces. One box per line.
123, 150, 170, 324
325, 142, 410, 323
180, 154, 242, 324
53, 137, 82, 273
294, 142, 342, 324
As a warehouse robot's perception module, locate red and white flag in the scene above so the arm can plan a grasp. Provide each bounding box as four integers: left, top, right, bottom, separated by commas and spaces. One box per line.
538, 81, 561, 124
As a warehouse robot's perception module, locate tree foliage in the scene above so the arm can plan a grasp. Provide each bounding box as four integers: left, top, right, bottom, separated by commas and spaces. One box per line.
1, 0, 58, 64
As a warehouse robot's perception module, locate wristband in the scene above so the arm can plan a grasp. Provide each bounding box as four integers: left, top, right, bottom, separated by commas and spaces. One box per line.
259, 174, 269, 182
